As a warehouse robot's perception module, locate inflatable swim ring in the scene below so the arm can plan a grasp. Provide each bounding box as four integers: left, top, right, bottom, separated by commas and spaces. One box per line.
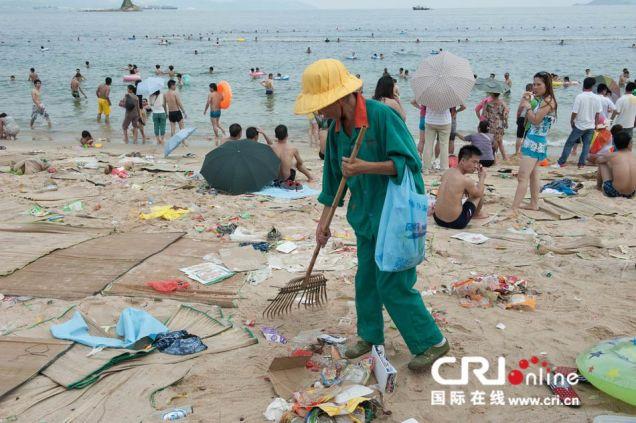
250, 71, 265, 78
218, 80, 232, 110
553, 81, 563, 87
123, 74, 142, 82
182, 74, 191, 85
237, 38, 246, 42
346, 56, 358, 60
577, 336, 636, 406
371, 54, 379, 59
273, 75, 290, 81
430, 50, 439, 55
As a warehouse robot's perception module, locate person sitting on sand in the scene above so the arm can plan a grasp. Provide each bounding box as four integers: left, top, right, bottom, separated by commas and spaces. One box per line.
80, 130, 94, 147
455, 121, 496, 167
433, 145, 487, 229
596, 130, 635, 198
245, 126, 273, 145
222, 123, 242, 143
270, 124, 313, 182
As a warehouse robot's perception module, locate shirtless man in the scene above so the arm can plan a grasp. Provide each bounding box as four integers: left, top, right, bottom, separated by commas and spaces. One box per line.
30, 79, 51, 129
261, 74, 274, 96
221, 123, 242, 143
165, 79, 187, 136
245, 126, 273, 145
70, 74, 87, 100
96, 77, 112, 124
203, 82, 225, 143
270, 125, 313, 182
596, 131, 635, 198
433, 145, 487, 229
155, 65, 164, 76
167, 65, 176, 78
28, 68, 38, 82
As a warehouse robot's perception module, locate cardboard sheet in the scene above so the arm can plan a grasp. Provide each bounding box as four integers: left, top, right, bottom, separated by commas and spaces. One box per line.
104, 238, 245, 307
219, 245, 268, 272
0, 231, 184, 299
0, 336, 72, 399
267, 356, 313, 399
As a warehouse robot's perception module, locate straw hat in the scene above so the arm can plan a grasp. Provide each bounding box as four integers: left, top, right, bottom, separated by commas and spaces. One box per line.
294, 59, 362, 115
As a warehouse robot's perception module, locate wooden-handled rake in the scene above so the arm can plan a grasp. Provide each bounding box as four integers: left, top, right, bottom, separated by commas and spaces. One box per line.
263, 126, 367, 318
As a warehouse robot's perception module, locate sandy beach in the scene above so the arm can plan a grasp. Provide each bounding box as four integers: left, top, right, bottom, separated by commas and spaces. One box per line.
0, 135, 634, 422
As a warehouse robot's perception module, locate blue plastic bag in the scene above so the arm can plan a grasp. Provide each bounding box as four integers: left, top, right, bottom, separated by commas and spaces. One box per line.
375, 170, 427, 272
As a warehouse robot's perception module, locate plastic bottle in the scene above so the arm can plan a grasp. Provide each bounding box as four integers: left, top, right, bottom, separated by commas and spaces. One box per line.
153, 406, 192, 421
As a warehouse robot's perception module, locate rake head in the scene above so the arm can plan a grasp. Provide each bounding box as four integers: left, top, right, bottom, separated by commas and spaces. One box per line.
263, 273, 328, 318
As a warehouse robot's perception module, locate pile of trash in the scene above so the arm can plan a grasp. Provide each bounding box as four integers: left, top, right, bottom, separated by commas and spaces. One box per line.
451, 274, 537, 310
264, 332, 392, 422
541, 178, 583, 196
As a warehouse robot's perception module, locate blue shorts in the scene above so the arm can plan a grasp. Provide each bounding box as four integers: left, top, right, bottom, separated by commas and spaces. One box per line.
419, 116, 426, 131
209, 110, 221, 119
602, 180, 635, 198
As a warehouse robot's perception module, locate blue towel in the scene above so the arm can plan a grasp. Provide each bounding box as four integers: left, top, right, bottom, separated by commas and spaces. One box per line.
51, 308, 169, 349
254, 185, 319, 199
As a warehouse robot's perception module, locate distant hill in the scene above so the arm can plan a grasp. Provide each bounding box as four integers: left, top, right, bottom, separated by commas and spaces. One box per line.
574, 0, 636, 5
0, 0, 313, 10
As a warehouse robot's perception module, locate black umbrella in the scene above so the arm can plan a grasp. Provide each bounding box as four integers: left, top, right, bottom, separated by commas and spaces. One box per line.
200, 140, 280, 195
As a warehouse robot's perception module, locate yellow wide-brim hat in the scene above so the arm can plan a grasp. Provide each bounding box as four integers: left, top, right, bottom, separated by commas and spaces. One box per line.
294, 59, 362, 115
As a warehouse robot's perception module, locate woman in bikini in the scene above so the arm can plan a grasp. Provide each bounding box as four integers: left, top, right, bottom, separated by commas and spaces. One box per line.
512, 72, 558, 211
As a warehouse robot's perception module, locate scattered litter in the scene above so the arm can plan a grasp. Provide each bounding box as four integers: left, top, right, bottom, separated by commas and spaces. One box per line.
451, 274, 535, 310
214, 223, 237, 236
220, 246, 267, 272
318, 334, 347, 345
496, 323, 506, 330
140, 205, 189, 221
11, 158, 50, 174
229, 226, 265, 242
246, 266, 271, 286
110, 167, 129, 179
267, 227, 282, 242
241, 241, 271, 252
372, 345, 396, 394
146, 279, 190, 293
261, 326, 287, 344
180, 262, 234, 285
508, 226, 537, 236
451, 232, 490, 244
152, 330, 207, 355
62, 200, 84, 213
153, 406, 193, 421
263, 398, 291, 422
276, 241, 298, 254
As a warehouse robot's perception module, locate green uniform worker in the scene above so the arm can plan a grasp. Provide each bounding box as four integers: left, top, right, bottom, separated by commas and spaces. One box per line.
294, 59, 449, 371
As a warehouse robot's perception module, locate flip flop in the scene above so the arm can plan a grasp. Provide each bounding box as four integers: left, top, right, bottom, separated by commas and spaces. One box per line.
546, 366, 582, 408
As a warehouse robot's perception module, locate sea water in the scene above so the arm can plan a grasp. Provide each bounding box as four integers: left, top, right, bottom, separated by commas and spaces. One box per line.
0, 6, 634, 145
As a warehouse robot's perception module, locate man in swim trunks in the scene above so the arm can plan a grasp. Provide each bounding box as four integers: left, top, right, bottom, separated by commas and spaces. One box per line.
96, 77, 112, 124
30, 79, 51, 129
70, 73, 86, 100
165, 79, 187, 136
270, 125, 313, 182
596, 131, 635, 198
203, 82, 225, 144
261, 74, 274, 96
433, 145, 487, 229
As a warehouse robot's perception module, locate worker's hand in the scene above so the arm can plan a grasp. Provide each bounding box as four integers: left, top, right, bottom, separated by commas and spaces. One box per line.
316, 222, 331, 247
342, 157, 366, 177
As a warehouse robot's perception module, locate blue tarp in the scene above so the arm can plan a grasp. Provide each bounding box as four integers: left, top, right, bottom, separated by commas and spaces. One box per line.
253, 185, 319, 200
50, 308, 169, 349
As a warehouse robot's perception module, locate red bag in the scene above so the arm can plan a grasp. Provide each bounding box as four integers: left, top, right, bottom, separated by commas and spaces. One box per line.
145, 279, 190, 293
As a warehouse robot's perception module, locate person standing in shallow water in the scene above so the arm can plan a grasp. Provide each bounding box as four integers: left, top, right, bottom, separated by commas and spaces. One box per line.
512, 72, 557, 211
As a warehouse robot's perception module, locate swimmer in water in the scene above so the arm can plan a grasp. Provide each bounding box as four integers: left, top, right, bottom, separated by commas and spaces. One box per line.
10, 75, 15, 81
194, 49, 198, 55
70, 73, 87, 100
209, 66, 214, 74
85, 61, 90, 68
261, 73, 274, 96
28, 68, 38, 82
306, 47, 311, 54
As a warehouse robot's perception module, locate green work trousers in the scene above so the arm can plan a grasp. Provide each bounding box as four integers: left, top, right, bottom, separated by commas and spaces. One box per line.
355, 234, 443, 355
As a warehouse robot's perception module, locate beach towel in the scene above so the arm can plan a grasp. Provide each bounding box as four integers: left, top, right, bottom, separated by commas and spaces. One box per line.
253, 185, 320, 199
51, 308, 168, 349
541, 178, 579, 196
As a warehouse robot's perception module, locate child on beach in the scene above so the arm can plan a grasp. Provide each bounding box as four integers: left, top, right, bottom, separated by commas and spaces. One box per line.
80, 130, 94, 147
456, 121, 496, 167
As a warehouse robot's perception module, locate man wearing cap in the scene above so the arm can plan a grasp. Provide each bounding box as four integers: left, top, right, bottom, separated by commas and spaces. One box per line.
295, 59, 448, 371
